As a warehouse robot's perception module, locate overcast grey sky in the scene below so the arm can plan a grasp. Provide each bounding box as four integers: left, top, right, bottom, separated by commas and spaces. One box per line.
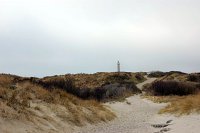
0, 0, 200, 77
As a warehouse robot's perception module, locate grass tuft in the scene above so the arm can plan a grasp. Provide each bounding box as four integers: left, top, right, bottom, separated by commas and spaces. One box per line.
159, 93, 200, 115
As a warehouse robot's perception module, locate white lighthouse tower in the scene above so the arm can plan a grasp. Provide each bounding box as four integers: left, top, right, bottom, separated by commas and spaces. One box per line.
117, 61, 120, 73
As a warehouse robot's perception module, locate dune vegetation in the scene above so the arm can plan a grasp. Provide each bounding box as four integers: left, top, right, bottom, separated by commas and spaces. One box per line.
159, 93, 200, 115
143, 72, 200, 115
0, 74, 116, 132
146, 80, 198, 96
0, 72, 145, 128
38, 72, 144, 101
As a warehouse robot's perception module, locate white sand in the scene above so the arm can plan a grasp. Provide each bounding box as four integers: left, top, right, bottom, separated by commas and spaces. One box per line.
150, 114, 200, 133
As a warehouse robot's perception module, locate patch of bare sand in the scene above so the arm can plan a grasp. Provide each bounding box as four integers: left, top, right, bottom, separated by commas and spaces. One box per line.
150, 114, 200, 133
0, 101, 75, 133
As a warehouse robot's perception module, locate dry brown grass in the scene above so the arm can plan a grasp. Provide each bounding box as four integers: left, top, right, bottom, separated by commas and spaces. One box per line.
66, 72, 145, 89
40, 72, 142, 101
0, 75, 115, 126
159, 93, 200, 115
143, 94, 200, 116
158, 72, 188, 82
0, 87, 7, 98
143, 72, 200, 115
46, 89, 116, 125
0, 74, 16, 88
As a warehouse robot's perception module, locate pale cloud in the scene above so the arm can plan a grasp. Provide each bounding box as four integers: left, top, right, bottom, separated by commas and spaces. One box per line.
0, 0, 200, 77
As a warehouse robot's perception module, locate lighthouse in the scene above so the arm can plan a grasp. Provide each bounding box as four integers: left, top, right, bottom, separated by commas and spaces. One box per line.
117, 61, 120, 73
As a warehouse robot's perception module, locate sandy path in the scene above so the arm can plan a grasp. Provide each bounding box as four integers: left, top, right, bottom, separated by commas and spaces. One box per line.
136, 76, 156, 91
74, 77, 167, 133
75, 96, 165, 133
75, 77, 200, 133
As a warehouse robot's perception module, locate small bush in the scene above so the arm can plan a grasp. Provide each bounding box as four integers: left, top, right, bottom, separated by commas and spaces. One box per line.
148, 71, 166, 77
187, 74, 200, 82
196, 83, 200, 89
135, 73, 144, 81
150, 81, 198, 96
76, 88, 92, 99
94, 88, 107, 101
94, 83, 140, 101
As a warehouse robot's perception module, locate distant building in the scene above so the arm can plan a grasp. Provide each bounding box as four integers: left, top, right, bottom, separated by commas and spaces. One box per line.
117, 61, 120, 73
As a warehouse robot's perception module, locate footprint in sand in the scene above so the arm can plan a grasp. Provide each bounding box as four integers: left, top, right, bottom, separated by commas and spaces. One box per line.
152, 120, 173, 133
154, 128, 171, 133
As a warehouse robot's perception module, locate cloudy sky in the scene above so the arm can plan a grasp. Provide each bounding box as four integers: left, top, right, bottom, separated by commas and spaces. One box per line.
0, 0, 200, 77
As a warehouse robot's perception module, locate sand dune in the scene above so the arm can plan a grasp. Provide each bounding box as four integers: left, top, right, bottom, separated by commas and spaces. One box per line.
74, 77, 200, 133
1, 77, 199, 133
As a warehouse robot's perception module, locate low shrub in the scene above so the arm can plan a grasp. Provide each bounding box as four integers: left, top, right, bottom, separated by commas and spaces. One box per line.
148, 71, 166, 78
187, 74, 200, 82
39, 76, 77, 94
96, 83, 140, 101
39, 75, 140, 101
196, 83, 200, 89
105, 73, 131, 84
148, 71, 185, 78
94, 88, 107, 101
167, 71, 186, 75
149, 81, 198, 96
135, 73, 144, 81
